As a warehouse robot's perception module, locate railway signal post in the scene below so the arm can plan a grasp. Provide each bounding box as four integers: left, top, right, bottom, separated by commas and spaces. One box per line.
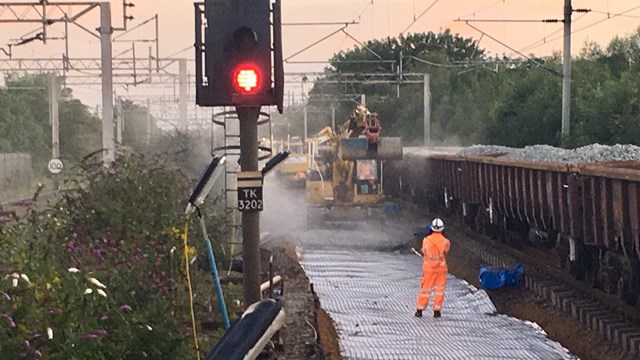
196, 0, 283, 307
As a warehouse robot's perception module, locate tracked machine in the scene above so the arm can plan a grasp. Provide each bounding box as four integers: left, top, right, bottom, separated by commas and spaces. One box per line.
273, 137, 307, 188
305, 105, 403, 228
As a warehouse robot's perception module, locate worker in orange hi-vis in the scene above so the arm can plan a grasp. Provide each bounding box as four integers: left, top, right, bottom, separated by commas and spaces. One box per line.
415, 218, 451, 318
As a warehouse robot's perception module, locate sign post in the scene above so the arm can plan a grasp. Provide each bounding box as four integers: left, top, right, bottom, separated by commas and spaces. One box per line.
48, 158, 63, 190
237, 171, 264, 212
48, 159, 63, 174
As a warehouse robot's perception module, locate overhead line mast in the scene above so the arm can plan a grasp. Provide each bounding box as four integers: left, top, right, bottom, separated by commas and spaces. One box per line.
457, 1, 591, 143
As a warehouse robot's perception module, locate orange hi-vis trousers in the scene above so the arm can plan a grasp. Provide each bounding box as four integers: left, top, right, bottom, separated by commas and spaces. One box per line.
416, 270, 447, 311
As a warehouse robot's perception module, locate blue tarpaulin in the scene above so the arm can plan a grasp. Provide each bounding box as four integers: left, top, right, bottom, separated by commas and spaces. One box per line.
479, 263, 524, 289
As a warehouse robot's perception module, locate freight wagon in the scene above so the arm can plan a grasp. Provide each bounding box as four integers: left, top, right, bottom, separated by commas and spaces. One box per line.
386, 152, 640, 306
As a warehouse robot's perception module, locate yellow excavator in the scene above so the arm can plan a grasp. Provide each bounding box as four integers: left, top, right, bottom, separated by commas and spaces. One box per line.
305, 105, 403, 228
274, 138, 307, 188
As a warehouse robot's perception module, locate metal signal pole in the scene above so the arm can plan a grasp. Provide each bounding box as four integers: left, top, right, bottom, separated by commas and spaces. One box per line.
49, 74, 61, 190
0, 1, 138, 164
561, 0, 572, 139
237, 106, 261, 306
100, 2, 115, 162
423, 73, 431, 146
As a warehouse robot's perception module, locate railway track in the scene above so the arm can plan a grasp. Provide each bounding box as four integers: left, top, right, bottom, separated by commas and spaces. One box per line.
0, 188, 58, 224
451, 223, 640, 356
389, 149, 640, 357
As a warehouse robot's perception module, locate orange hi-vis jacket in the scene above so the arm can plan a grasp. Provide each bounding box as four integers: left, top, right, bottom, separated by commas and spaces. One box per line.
421, 232, 451, 272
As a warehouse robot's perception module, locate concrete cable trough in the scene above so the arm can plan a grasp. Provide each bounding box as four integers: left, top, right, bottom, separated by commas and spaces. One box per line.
299, 248, 577, 360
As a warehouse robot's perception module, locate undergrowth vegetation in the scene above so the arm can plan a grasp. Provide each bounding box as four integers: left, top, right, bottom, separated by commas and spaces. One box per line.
0, 151, 239, 359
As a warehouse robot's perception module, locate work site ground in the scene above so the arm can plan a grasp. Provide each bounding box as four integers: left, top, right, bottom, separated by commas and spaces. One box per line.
260, 180, 634, 360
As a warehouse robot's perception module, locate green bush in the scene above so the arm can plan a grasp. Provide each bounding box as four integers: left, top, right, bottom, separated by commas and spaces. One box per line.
0, 152, 231, 359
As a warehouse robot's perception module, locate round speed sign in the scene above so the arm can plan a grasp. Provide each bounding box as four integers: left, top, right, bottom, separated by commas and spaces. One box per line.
48, 159, 64, 174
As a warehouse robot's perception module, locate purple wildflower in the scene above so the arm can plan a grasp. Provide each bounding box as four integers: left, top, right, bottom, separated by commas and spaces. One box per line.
23, 340, 30, 348
3, 293, 11, 301
100, 315, 109, 321
120, 304, 132, 312
90, 329, 108, 337
83, 334, 99, 340
4, 316, 16, 328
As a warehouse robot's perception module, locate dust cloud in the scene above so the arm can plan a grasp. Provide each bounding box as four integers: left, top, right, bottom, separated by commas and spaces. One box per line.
146, 130, 213, 179
261, 175, 422, 251
261, 175, 307, 237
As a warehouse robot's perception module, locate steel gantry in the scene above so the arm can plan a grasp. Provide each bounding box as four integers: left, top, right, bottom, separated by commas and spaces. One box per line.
0, 0, 143, 163
292, 72, 432, 145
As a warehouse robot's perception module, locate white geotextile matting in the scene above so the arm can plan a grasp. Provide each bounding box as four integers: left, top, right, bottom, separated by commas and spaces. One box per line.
299, 249, 578, 360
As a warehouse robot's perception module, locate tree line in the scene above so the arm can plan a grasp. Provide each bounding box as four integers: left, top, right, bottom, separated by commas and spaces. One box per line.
277, 28, 640, 148
0, 75, 159, 171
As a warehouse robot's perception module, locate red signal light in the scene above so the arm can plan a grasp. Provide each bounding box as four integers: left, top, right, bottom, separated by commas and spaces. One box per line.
233, 65, 260, 93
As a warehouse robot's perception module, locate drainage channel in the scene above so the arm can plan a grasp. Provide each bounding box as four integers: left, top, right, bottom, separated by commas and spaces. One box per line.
458, 235, 640, 356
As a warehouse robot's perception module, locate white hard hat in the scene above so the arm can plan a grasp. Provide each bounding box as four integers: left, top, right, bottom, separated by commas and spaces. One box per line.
431, 218, 444, 232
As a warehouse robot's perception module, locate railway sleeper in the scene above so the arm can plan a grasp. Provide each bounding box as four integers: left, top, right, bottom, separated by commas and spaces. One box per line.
603, 319, 632, 341
452, 223, 640, 356
596, 316, 627, 338
548, 288, 575, 308
458, 198, 640, 306
584, 309, 610, 330
621, 331, 640, 354
596, 250, 640, 306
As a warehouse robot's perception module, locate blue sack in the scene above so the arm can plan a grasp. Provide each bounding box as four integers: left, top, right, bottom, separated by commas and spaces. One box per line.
479, 263, 524, 289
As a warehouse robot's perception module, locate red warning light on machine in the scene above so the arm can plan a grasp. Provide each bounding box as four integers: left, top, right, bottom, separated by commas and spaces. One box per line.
234, 65, 260, 93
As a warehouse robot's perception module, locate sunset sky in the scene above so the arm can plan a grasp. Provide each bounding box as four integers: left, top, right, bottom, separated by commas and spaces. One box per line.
1, 0, 639, 107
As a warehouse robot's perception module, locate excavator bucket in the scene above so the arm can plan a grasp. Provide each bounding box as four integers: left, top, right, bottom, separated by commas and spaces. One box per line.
338, 137, 403, 161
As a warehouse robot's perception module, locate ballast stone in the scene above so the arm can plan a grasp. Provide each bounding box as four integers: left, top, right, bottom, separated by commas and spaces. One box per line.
458, 143, 640, 164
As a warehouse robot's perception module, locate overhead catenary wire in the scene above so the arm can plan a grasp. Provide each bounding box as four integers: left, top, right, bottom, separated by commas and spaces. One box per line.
518, 13, 588, 53
571, 4, 640, 33
457, 0, 503, 20
404, 55, 483, 69
341, 29, 382, 60
519, 4, 640, 53
353, 0, 374, 23
590, 10, 640, 19
401, 0, 440, 34
464, 22, 561, 77
284, 25, 348, 62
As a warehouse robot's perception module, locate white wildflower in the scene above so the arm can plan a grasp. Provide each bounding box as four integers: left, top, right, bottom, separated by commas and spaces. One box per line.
67, 268, 80, 273
7, 273, 19, 287
88, 277, 107, 289
19, 274, 30, 284
84, 288, 93, 295
145, 325, 153, 331
96, 289, 107, 298
46, 327, 54, 340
